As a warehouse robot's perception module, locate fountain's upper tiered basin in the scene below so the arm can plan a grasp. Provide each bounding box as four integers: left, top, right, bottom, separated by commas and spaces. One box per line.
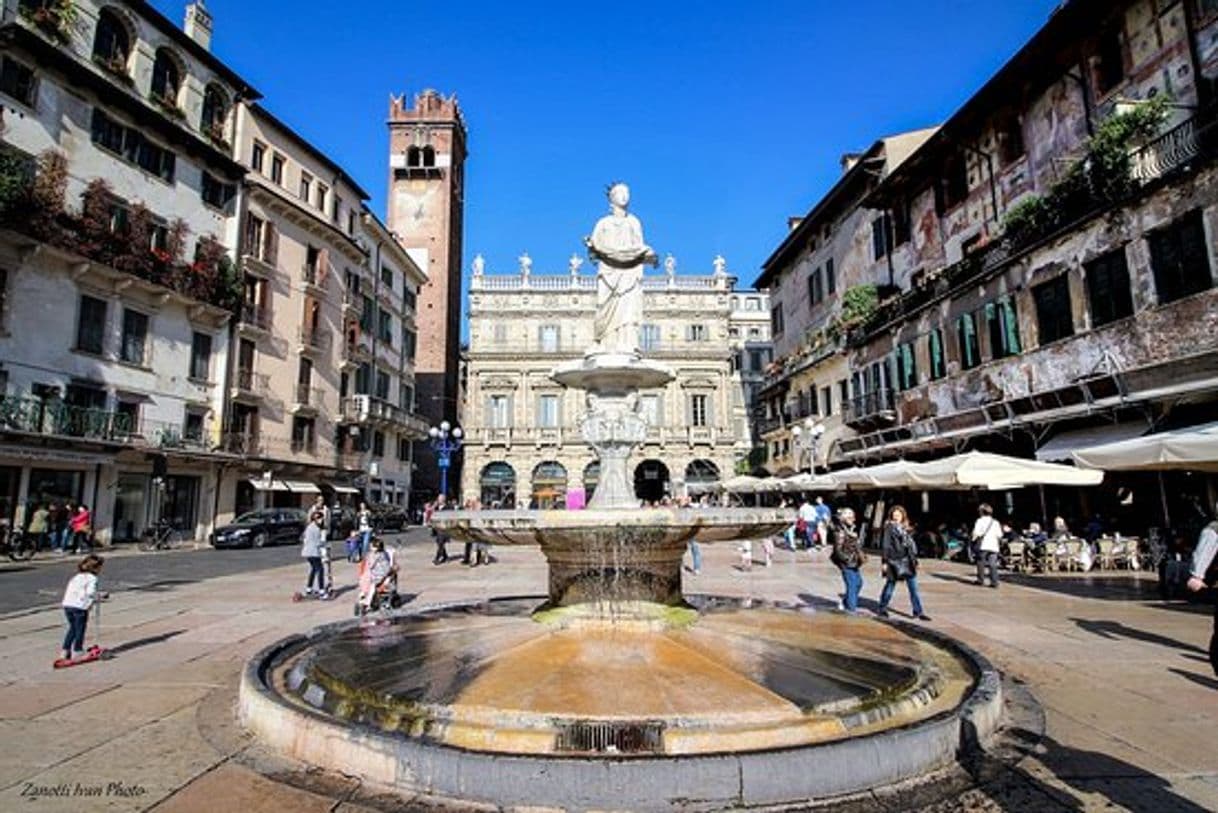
432, 506, 794, 606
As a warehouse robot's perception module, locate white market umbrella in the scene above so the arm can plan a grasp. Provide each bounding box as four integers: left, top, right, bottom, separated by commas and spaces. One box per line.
911, 451, 1103, 490
773, 472, 839, 493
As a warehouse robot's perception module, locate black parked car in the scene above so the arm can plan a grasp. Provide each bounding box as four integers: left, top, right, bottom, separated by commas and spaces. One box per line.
211, 508, 308, 549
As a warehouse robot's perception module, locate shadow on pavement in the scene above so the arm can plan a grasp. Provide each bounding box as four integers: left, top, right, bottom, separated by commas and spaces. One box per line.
1167, 667, 1218, 690
124, 579, 200, 593
931, 570, 1166, 602
962, 726, 1212, 812
107, 629, 186, 655
1069, 618, 1208, 655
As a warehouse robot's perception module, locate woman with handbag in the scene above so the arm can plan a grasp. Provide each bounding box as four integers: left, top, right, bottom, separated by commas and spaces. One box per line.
876, 505, 931, 621
829, 507, 866, 613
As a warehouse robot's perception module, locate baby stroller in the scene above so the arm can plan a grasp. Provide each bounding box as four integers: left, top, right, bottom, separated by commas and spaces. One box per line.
354, 543, 403, 616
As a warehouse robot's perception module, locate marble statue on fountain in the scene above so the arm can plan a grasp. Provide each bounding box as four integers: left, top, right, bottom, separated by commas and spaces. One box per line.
584, 182, 658, 357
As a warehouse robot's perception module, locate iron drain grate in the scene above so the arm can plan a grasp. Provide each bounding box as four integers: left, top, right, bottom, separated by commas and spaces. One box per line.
555, 720, 664, 754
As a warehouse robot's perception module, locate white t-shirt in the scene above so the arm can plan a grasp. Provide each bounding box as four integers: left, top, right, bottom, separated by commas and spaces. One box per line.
358, 510, 372, 532
972, 517, 1003, 553
798, 503, 816, 523
62, 573, 98, 610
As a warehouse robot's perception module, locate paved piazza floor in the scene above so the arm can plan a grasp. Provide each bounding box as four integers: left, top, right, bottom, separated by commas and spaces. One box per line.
0, 530, 1214, 812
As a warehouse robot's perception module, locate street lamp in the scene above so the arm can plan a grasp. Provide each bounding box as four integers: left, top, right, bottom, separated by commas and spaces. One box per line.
791, 419, 825, 473
428, 420, 464, 498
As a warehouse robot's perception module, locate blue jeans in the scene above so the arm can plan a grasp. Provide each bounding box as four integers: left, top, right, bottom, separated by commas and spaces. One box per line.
63, 607, 88, 653
688, 541, 702, 572
841, 567, 862, 612
879, 574, 924, 616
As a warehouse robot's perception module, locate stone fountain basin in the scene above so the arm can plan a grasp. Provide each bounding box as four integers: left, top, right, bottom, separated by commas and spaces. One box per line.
430, 507, 795, 547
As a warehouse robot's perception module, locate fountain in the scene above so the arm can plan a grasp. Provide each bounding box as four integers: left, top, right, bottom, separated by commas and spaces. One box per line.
238, 185, 1003, 812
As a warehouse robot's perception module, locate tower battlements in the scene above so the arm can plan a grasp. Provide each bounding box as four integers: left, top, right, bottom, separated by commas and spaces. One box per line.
389, 89, 466, 128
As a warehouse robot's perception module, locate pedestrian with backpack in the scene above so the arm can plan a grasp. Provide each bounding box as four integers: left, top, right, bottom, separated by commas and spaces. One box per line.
1186, 501, 1218, 678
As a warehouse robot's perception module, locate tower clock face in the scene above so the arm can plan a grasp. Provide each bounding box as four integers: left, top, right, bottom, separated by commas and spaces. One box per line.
396, 182, 438, 225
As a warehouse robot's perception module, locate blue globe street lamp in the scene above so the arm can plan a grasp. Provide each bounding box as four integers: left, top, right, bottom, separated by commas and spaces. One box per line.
428, 420, 464, 498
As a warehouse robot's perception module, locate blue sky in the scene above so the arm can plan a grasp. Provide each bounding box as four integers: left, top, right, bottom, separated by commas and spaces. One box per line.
154, 0, 1060, 288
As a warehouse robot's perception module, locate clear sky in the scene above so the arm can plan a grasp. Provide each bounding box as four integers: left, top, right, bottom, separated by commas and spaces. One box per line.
153, 0, 1060, 290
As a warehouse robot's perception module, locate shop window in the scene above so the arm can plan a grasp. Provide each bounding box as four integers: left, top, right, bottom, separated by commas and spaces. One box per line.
1085, 247, 1135, 327
1033, 275, 1074, 345
1148, 209, 1212, 304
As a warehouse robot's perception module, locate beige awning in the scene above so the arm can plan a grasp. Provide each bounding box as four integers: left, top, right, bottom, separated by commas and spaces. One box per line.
1035, 422, 1150, 462
327, 484, 361, 495
247, 478, 291, 492
283, 480, 321, 494
911, 452, 1103, 490
1072, 421, 1218, 472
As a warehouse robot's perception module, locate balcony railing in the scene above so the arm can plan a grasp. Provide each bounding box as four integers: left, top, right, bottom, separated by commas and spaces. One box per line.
302, 264, 322, 288
294, 384, 324, 408
238, 303, 272, 330
342, 290, 364, 317
844, 388, 896, 426
1131, 116, 1203, 183
299, 326, 332, 352
344, 333, 372, 361
339, 395, 429, 437
220, 432, 261, 455
290, 437, 317, 454
233, 369, 272, 397
0, 395, 132, 441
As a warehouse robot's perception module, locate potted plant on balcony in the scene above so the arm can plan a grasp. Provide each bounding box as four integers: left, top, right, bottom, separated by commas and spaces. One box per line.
18, 0, 77, 45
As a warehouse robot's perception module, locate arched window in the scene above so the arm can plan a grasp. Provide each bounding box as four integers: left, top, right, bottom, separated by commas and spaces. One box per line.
531, 461, 568, 509
92, 8, 130, 68
201, 84, 229, 137
406, 146, 422, 168
634, 459, 670, 504
480, 462, 516, 508
685, 459, 720, 486
151, 48, 181, 104
421, 146, 436, 168
582, 461, 600, 501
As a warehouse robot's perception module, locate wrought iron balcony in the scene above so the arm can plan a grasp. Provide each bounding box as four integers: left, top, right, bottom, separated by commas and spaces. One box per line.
233, 369, 272, 399
299, 326, 332, 353
0, 395, 132, 441
844, 388, 896, 428
294, 384, 324, 409
339, 395, 429, 438
238, 303, 272, 331
220, 431, 262, 455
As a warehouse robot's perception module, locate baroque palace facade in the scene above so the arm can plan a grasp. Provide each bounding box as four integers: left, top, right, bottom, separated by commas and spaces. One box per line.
461, 255, 763, 507
0, 0, 433, 541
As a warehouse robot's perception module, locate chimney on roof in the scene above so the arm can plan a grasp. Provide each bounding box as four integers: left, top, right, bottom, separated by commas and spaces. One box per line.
184, 2, 213, 51
787, 217, 803, 232
841, 153, 862, 173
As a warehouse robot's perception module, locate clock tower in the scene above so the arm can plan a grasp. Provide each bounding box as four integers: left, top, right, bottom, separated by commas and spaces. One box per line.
387, 89, 467, 501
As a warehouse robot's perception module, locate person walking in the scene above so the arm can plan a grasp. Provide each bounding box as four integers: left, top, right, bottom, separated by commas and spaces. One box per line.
54, 501, 73, 553
69, 504, 92, 553
814, 496, 832, 548
972, 503, 1003, 588
58, 554, 107, 664
428, 495, 451, 565
300, 512, 329, 599
829, 507, 866, 613
1186, 501, 1218, 677
356, 502, 373, 562
877, 505, 930, 621
797, 498, 816, 549
27, 502, 50, 551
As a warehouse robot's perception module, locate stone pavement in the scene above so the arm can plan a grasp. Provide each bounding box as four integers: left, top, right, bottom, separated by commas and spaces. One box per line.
0, 533, 1214, 812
